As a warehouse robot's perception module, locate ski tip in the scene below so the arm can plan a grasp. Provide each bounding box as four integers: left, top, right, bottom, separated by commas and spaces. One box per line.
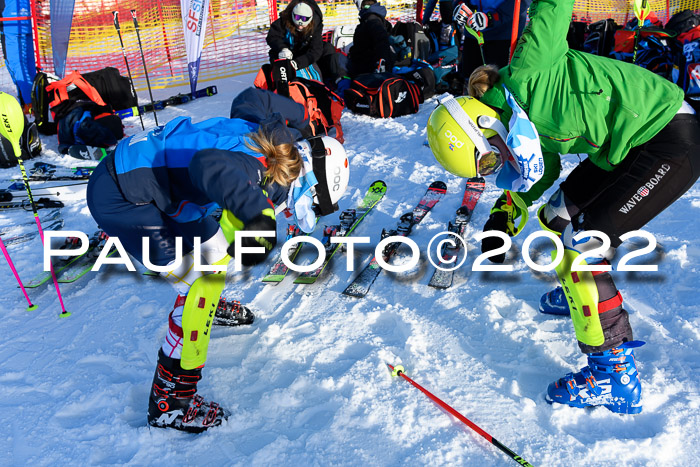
293, 276, 317, 284
261, 276, 285, 283
26, 304, 38, 312
429, 180, 447, 191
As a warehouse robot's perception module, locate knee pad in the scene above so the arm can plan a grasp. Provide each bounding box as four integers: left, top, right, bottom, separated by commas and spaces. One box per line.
180, 273, 226, 370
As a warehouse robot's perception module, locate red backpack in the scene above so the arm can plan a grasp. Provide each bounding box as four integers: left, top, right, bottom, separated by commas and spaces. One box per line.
254, 61, 345, 143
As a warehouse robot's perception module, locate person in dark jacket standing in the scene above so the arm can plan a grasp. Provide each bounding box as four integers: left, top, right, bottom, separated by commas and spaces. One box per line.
266, 0, 328, 81
346, 0, 396, 77
86, 87, 350, 433
452, 0, 531, 89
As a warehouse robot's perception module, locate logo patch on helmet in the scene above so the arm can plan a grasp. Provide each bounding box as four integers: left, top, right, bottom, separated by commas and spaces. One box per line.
444, 130, 463, 149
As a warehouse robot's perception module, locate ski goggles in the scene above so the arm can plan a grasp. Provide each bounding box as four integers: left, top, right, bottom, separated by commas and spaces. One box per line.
477, 147, 504, 176
438, 93, 508, 177
293, 13, 311, 23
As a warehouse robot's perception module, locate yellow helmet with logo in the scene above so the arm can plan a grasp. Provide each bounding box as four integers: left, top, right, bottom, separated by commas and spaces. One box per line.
427, 94, 504, 178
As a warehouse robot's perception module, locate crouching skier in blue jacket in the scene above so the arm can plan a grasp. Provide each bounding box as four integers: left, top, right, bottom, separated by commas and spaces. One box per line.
86, 87, 350, 433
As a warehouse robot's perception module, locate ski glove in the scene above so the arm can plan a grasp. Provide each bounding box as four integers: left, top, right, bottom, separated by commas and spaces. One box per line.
227, 212, 277, 266
278, 48, 294, 60
453, 4, 472, 28
480, 191, 527, 264
467, 11, 489, 31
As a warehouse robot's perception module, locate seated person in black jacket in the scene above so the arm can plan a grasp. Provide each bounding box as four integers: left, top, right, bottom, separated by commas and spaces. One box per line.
346, 0, 396, 77
267, 0, 340, 82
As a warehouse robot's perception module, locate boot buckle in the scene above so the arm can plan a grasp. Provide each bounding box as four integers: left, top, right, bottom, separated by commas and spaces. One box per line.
581, 367, 602, 396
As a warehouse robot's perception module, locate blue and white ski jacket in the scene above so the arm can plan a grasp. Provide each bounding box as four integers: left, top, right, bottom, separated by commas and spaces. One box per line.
112, 87, 308, 225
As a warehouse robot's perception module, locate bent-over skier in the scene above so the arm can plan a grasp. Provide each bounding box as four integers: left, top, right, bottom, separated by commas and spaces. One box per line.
86, 87, 349, 432
426, 0, 700, 414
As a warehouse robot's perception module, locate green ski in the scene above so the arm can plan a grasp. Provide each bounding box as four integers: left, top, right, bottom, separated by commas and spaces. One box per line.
294, 180, 387, 284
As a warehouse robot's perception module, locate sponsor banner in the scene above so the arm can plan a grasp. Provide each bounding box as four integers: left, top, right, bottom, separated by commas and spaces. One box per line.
180, 0, 209, 95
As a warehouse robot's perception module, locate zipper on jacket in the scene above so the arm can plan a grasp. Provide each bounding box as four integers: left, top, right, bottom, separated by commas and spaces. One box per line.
598, 89, 639, 118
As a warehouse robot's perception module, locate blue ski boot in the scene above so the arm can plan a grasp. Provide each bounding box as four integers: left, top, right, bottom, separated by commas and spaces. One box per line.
545, 341, 645, 414
539, 286, 570, 316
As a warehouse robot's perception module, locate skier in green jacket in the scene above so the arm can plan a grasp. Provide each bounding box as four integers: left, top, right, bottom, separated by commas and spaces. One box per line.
427, 0, 700, 413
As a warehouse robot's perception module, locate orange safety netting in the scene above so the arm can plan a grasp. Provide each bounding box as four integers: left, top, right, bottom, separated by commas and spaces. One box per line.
33, 0, 419, 91
27, 0, 700, 93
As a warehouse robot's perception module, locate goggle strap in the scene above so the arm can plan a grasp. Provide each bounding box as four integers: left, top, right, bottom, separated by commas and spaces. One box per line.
438, 93, 492, 157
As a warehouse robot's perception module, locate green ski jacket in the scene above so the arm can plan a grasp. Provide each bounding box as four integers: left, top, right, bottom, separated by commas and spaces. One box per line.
479, 0, 684, 205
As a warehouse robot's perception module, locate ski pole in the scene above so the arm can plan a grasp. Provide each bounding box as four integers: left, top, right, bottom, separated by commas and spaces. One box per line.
387, 364, 535, 467
112, 10, 145, 130
632, 0, 651, 64
129, 9, 159, 126
0, 92, 71, 318
0, 237, 37, 311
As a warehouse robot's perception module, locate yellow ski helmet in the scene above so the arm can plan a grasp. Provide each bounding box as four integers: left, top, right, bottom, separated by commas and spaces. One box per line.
427, 94, 506, 178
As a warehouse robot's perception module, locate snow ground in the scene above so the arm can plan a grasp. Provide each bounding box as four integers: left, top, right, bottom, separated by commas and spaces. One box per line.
0, 73, 699, 466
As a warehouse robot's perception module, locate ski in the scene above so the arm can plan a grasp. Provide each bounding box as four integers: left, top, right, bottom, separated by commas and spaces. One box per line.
0, 208, 62, 236
428, 177, 485, 289
115, 85, 218, 119
294, 180, 387, 284
67, 145, 110, 161
23, 230, 106, 288
2, 180, 88, 202
342, 180, 446, 298
4, 162, 95, 183
261, 223, 311, 283
0, 197, 64, 211
57, 232, 113, 283
1, 217, 65, 246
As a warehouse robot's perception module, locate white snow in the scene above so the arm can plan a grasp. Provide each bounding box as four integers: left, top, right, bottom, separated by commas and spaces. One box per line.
1, 73, 699, 465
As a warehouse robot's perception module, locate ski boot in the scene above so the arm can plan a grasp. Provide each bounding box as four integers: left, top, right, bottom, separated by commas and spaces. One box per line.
148, 349, 228, 432
539, 286, 570, 316
545, 341, 644, 414
213, 298, 255, 326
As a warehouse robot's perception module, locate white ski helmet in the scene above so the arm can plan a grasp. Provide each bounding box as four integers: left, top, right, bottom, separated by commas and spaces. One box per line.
292, 2, 313, 28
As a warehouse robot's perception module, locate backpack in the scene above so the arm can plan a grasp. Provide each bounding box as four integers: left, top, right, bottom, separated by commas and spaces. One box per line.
665, 9, 700, 35
394, 61, 436, 99
45, 68, 136, 122
0, 115, 42, 168
344, 73, 422, 118
31, 71, 57, 135
254, 61, 345, 143
584, 19, 618, 57
635, 35, 677, 81
392, 21, 431, 62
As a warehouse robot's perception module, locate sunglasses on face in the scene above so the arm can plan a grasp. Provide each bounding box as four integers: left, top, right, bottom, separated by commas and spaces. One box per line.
294, 14, 310, 22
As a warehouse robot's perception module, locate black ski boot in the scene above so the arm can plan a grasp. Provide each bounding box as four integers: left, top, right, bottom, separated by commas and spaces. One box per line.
213, 298, 255, 326
147, 350, 228, 433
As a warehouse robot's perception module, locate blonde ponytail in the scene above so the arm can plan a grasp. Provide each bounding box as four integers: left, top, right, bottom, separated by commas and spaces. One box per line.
246, 127, 302, 186
467, 65, 500, 98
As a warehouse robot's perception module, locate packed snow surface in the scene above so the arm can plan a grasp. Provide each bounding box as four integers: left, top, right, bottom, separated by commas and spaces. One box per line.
1, 74, 699, 466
